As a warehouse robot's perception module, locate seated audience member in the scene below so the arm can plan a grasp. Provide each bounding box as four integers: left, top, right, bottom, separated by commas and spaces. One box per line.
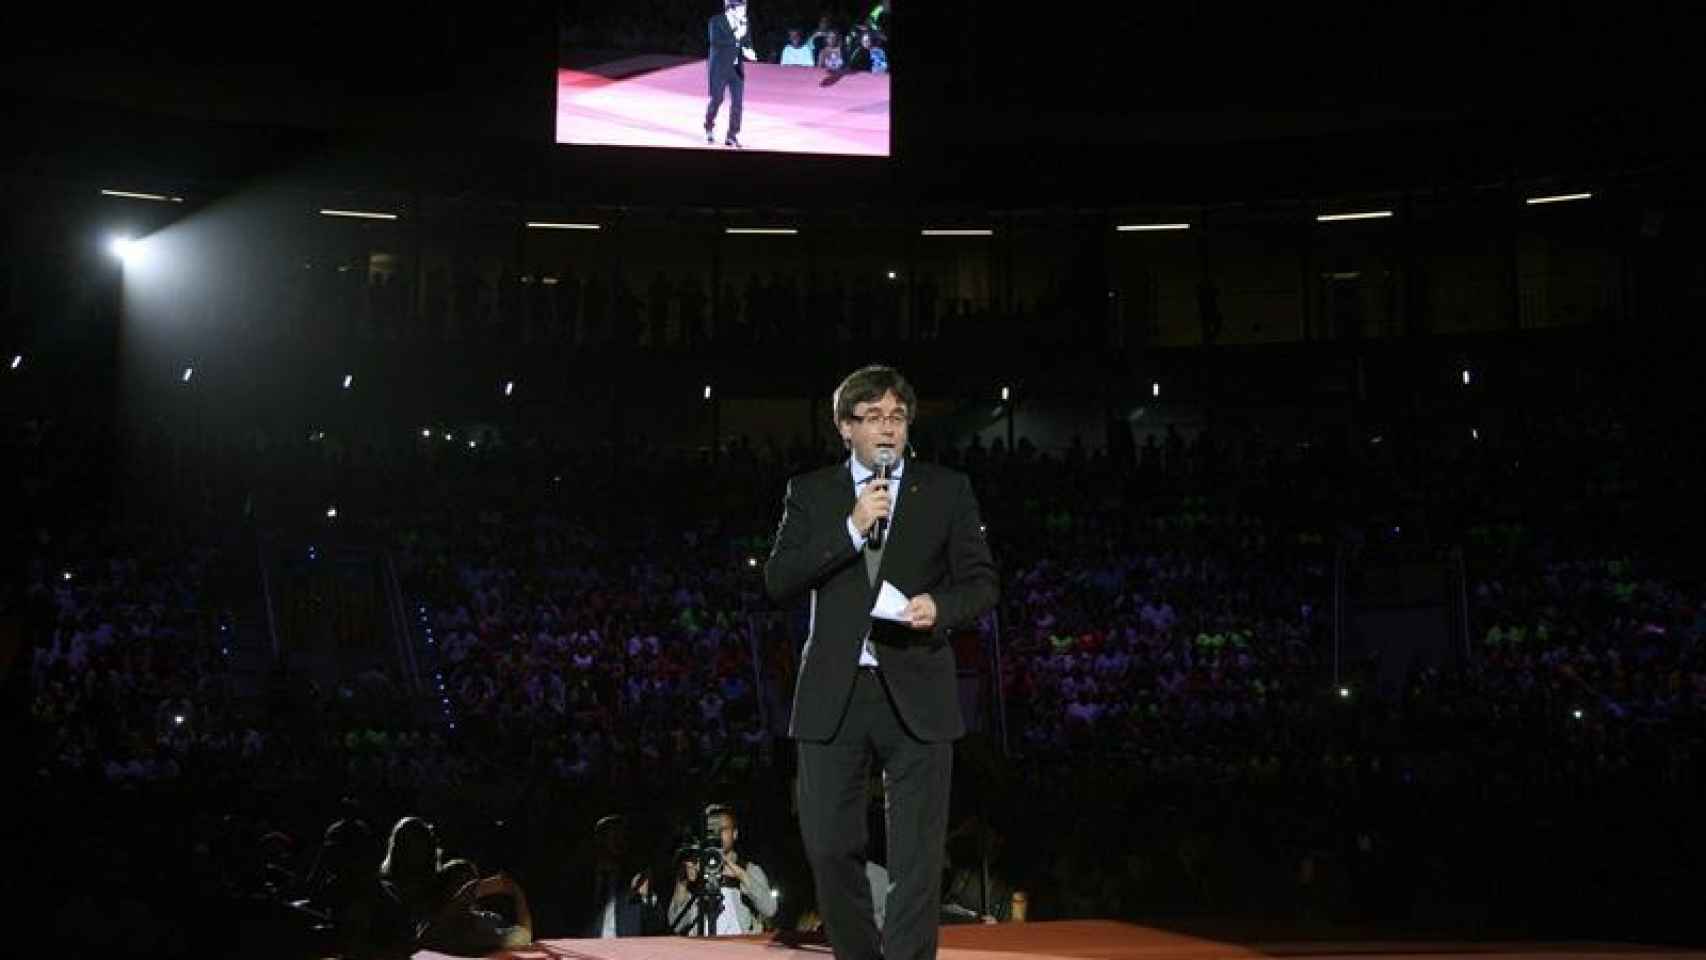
808, 15, 836, 59
817, 32, 845, 71
379, 817, 443, 922
845, 29, 875, 72
418, 859, 534, 954
780, 29, 815, 66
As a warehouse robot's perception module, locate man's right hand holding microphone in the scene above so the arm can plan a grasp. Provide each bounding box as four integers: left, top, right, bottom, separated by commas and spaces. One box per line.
850, 474, 891, 539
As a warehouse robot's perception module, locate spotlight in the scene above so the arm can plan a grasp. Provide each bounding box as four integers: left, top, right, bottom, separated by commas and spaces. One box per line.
181, 366, 195, 383
326, 506, 338, 519
704, 385, 713, 401
61, 570, 74, 582
9, 354, 20, 370
1151, 382, 1160, 398
342, 374, 354, 389
1000, 386, 1009, 402
1572, 708, 1584, 720
504, 380, 515, 397
1461, 369, 1472, 386
1338, 687, 1351, 699
173, 715, 185, 725
747, 557, 757, 568
886, 270, 897, 280
421, 428, 432, 438
467, 439, 477, 449
109, 236, 149, 265
1471, 428, 1480, 440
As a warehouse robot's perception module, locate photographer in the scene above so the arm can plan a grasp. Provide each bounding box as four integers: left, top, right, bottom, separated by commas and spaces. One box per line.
669, 804, 777, 935
576, 814, 663, 938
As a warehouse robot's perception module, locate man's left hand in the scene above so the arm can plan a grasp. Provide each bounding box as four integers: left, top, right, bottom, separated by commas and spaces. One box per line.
903, 594, 937, 631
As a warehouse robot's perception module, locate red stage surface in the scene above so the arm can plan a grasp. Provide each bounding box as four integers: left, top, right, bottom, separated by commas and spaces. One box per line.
555, 59, 889, 156
414, 919, 1706, 960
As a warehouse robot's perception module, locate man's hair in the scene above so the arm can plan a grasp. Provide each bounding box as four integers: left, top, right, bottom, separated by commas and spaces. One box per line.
380, 816, 440, 881
832, 365, 916, 425
705, 802, 738, 826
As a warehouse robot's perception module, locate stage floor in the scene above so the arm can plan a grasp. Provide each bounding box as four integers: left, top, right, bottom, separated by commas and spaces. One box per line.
555, 59, 890, 156
414, 919, 1706, 960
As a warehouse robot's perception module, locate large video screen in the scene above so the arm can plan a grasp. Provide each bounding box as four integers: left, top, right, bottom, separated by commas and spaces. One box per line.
556, 2, 891, 157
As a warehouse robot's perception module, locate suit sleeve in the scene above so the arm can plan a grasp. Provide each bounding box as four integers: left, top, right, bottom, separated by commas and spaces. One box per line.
764, 476, 859, 604
928, 473, 998, 632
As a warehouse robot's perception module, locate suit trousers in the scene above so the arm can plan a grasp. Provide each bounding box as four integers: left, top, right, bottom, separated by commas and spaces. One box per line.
705, 67, 744, 135
798, 668, 952, 960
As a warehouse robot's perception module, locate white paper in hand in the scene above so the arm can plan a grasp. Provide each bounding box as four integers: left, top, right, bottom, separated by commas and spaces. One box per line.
870, 581, 911, 622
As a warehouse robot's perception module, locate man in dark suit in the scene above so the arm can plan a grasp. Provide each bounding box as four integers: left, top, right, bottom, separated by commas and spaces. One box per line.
706, 0, 758, 147
765, 365, 998, 960
573, 814, 663, 938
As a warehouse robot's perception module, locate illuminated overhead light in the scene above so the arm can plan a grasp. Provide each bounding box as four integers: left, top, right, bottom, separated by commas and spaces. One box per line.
526, 221, 601, 230
504, 380, 515, 397
467, 439, 477, 449
1471, 428, 1480, 440
921, 228, 993, 236
342, 374, 354, 389
1327, 271, 1361, 280
62, 570, 74, 581
319, 208, 398, 220
1116, 222, 1190, 232
101, 189, 183, 203
421, 428, 432, 438
1461, 369, 1472, 386
8, 354, 20, 370
1571, 708, 1583, 720
725, 227, 798, 235
1316, 210, 1393, 222
326, 506, 339, 519
703, 384, 713, 401
1151, 381, 1160, 398
1000, 386, 1009, 401
1526, 192, 1592, 205
1339, 686, 1351, 698
747, 557, 758, 567
181, 366, 195, 383
886, 270, 897, 280
541, 276, 559, 285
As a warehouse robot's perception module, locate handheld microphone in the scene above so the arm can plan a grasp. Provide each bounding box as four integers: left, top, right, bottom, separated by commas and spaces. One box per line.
870, 447, 895, 549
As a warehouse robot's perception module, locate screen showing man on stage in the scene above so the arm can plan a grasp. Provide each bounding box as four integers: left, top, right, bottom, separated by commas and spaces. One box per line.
556, 2, 892, 156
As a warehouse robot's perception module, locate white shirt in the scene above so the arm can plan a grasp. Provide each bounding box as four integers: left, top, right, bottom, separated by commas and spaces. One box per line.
847, 455, 905, 667
716, 885, 744, 935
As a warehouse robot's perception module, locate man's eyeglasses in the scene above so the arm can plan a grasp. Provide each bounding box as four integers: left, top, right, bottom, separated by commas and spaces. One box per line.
855, 411, 908, 427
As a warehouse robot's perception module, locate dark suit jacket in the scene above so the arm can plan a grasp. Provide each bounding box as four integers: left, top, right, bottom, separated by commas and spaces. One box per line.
707, 13, 754, 90
765, 460, 998, 742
